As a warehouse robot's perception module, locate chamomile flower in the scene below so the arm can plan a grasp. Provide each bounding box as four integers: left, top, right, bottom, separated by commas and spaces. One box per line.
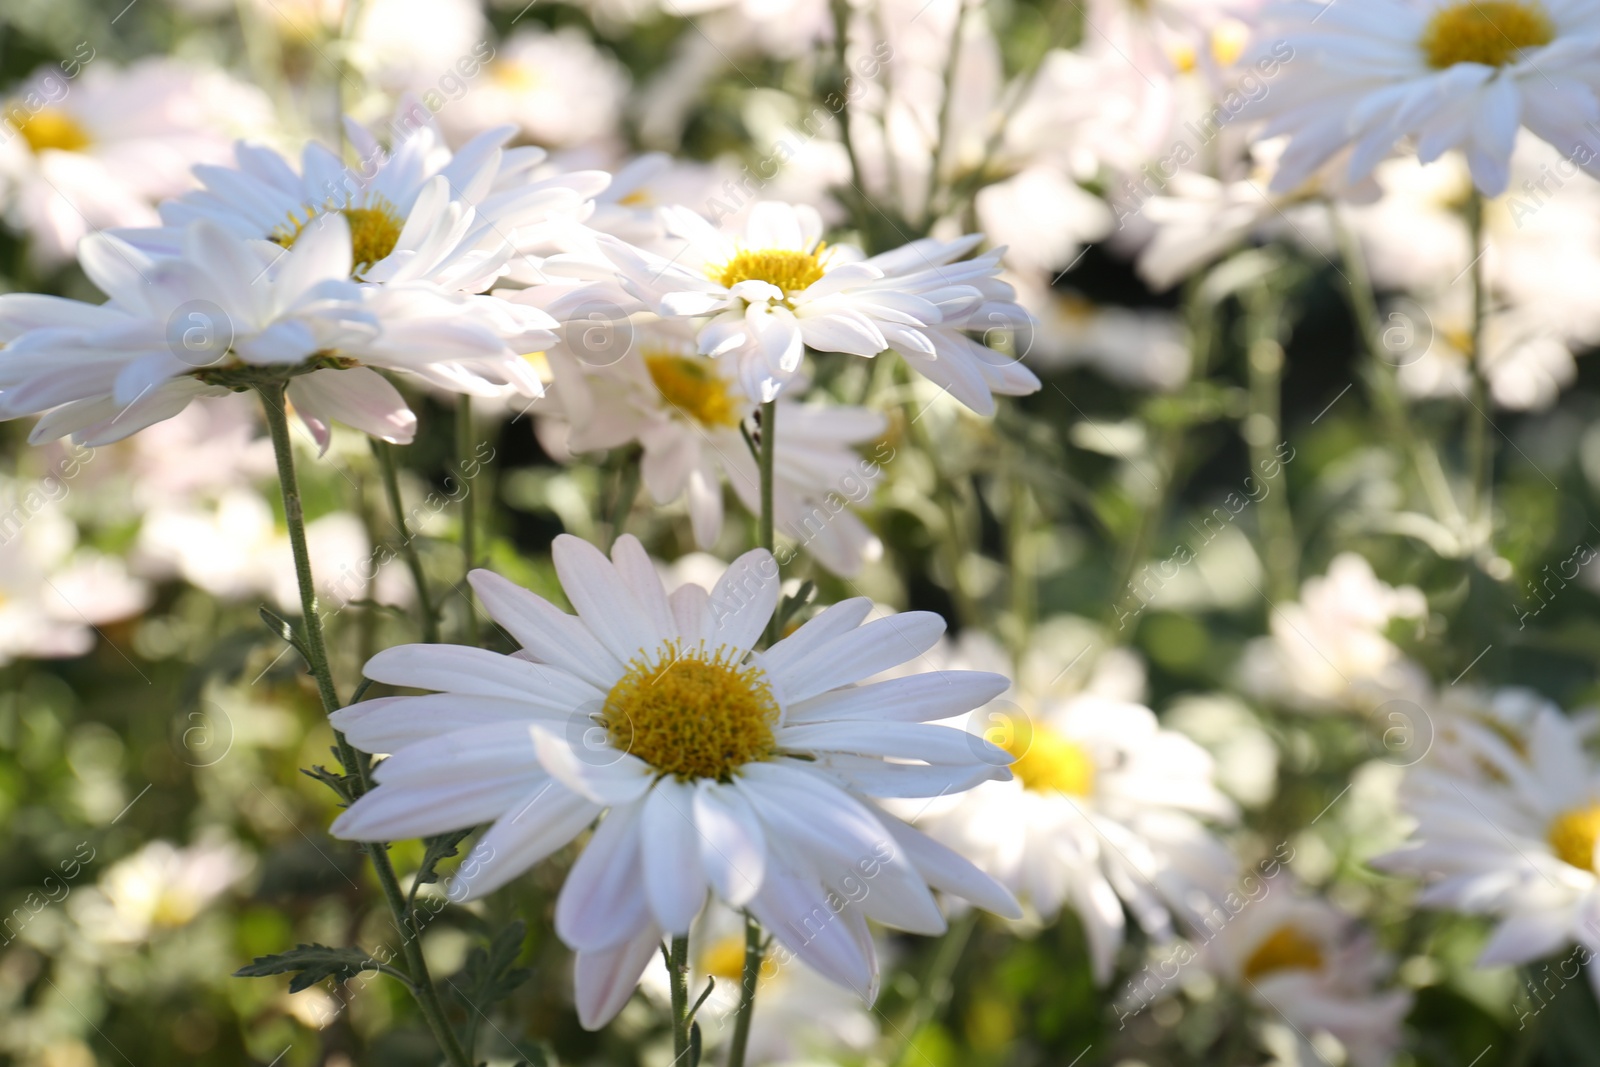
602, 201, 1039, 410
1201, 886, 1411, 1067
1249, 0, 1600, 195
330, 535, 1021, 1027
1374, 698, 1600, 997
1238, 553, 1430, 713
550, 325, 888, 575
0, 58, 274, 266
123, 119, 610, 295
902, 628, 1238, 983
0, 216, 551, 448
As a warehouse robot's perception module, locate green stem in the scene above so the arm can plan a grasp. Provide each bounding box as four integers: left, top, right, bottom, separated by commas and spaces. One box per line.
669, 935, 692, 1063
758, 399, 781, 648
724, 916, 764, 1067
1245, 285, 1298, 603
457, 395, 480, 645
607, 446, 643, 552
1004, 466, 1035, 660
1466, 190, 1494, 548
257, 384, 470, 1067
883, 910, 978, 1065
1330, 205, 1463, 533
372, 438, 439, 645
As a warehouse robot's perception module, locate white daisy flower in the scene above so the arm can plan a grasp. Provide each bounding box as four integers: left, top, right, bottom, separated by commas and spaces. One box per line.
1200, 886, 1411, 1067
1374, 698, 1600, 997
122, 119, 610, 296
1248, 0, 1600, 195
437, 27, 630, 151
601, 201, 1039, 411
71, 837, 253, 945
0, 216, 551, 447
0, 58, 274, 266
330, 534, 1021, 1028
0, 491, 147, 666
548, 324, 887, 575
901, 629, 1238, 983
1238, 552, 1430, 713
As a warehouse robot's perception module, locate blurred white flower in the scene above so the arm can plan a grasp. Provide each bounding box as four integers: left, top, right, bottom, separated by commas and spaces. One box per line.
1201, 886, 1411, 1067
902, 628, 1238, 983
0, 59, 274, 266
72, 837, 252, 945
1239, 553, 1429, 713
1019, 286, 1192, 391
137, 487, 408, 613
1245, 0, 1600, 195
1375, 701, 1600, 1000
0, 487, 147, 666
438, 28, 629, 151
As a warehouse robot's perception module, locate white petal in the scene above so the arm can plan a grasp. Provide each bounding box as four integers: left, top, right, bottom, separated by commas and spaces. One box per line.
450, 785, 601, 900
553, 533, 671, 663
694, 780, 767, 906
771, 612, 947, 704
531, 725, 654, 806
575, 922, 662, 1030
556, 801, 652, 949
705, 548, 781, 652
467, 569, 623, 689
640, 778, 709, 934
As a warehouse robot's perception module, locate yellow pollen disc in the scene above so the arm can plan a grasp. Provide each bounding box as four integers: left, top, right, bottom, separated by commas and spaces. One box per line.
1211, 19, 1251, 67
603, 640, 779, 781
1420, 0, 1554, 68
646, 353, 744, 428
699, 933, 778, 983
617, 189, 653, 207
273, 196, 405, 276
1548, 803, 1600, 871
1242, 924, 1325, 980
1004, 724, 1096, 797
713, 246, 827, 294
491, 61, 542, 93
15, 108, 92, 153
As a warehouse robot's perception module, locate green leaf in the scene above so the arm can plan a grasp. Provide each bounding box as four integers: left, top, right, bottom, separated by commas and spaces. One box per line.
448, 921, 533, 1014
776, 581, 816, 630
409, 828, 473, 914
234, 943, 407, 994
258, 605, 309, 662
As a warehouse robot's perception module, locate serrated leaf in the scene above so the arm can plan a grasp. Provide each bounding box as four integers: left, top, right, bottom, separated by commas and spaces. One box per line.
300, 763, 356, 804
234, 943, 404, 994
415, 829, 471, 890
448, 921, 533, 1014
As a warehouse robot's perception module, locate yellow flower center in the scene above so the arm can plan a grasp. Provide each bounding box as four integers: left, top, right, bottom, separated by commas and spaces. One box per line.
646, 354, 744, 428
273, 197, 405, 277
713, 247, 827, 294
15, 108, 92, 153
491, 61, 541, 94
1243, 924, 1325, 980
1548, 803, 1600, 872
603, 640, 779, 781
1003, 723, 1096, 796
699, 932, 779, 985
1420, 0, 1554, 68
